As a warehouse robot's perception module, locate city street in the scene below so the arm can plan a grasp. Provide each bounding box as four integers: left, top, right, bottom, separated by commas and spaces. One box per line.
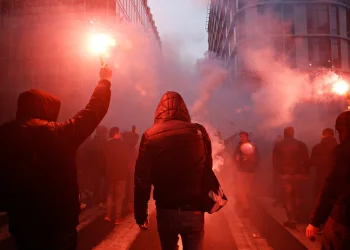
128, 207, 238, 250
0, 197, 274, 250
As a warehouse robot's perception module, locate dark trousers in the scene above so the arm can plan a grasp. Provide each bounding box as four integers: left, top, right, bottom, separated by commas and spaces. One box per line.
322, 217, 350, 250
280, 175, 304, 223
273, 173, 283, 203
156, 208, 204, 250
13, 227, 77, 250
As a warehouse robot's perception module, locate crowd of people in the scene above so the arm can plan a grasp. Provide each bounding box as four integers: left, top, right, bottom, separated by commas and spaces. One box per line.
76, 125, 139, 224
231, 122, 350, 249
0, 62, 349, 250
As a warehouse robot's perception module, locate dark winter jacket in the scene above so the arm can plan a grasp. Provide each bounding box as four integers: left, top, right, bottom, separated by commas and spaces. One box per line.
233, 141, 260, 172
310, 138, 350, 227
134, 91, 208, 225
87, 134, 107, 177
105, 137, 130, 183
0, 80, 110, 234
122, 131, 139, 148
309, 136, 338, 182
273, 137, 309, 175
122, 131, 139, 172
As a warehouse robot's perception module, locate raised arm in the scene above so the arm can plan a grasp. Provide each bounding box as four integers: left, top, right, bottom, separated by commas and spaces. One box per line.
52, 66, 112, 147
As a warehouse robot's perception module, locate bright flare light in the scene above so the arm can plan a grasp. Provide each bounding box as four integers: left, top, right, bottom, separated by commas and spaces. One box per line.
240, 142, 255, 155
332, 79, 350, 95
88, 33, 116, 55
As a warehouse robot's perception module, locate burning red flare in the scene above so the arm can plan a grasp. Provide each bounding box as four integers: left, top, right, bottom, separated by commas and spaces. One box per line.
332, 79, 349, 95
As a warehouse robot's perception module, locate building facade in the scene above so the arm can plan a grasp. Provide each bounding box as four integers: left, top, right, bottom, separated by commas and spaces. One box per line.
207, 0, 350, 83
0, 0, 160, 121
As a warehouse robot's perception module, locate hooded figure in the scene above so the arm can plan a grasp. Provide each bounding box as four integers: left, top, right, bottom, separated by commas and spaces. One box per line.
134, 91, 208, 250
0, 79, 110, 249
273, 127, 309, 229
309, 128, 338, 198
307, 111, 350, 249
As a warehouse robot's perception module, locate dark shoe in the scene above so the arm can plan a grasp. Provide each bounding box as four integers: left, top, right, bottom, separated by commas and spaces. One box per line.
283, 221, 297, 229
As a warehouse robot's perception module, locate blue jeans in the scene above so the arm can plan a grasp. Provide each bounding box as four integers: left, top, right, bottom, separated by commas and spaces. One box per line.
156, 208, 204, 250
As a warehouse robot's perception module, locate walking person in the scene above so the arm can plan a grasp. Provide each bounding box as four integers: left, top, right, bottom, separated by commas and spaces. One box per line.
0, 65, 112, 249
134, 91, 212, 250
104, 127, 129, 224
306, 112, 350, 249
273, 127, 309, 229
233, 131, 260, 217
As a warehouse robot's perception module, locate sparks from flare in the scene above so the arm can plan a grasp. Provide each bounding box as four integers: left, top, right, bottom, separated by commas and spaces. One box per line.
332, 79, 349, 95
88, 33, 116, 55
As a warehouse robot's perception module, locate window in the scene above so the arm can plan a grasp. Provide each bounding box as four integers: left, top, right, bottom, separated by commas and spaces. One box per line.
273, 38, 284, 61
331, 38, 341, 68
237, 11, 245, 41
329, 6, 339, 35
307, 4, 329, 34
284, 37, 296, 68
238, 0, 246, 10
283, 5, 295, 34
258, 4, 282, 34
347, 10, 350, 37
308, 38, 331, 68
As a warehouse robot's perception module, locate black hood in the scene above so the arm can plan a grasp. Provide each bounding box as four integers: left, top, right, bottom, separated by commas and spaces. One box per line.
16, 89, 61, 122
154, 91, 191, 124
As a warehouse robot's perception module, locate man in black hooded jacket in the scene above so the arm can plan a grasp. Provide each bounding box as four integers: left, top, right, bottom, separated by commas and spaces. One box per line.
0, 65, 112, 250
134, 91, 209, 250
273, 127, 309, 229
309, 128, 338, 199
306, 111, 350, 249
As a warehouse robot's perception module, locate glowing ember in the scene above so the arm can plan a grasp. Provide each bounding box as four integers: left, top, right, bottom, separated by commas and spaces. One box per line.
88, 33, 116, 55
332, 79, 349, 95
240, 142, 255, 155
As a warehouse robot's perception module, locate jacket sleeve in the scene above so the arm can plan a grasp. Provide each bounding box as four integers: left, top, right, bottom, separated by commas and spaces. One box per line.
134, 133, 152, 225
51, 80, 111, 147
309, 146, 346, 227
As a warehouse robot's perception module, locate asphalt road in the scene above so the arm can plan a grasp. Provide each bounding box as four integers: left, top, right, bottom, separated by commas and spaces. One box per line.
128, 210, 239, 250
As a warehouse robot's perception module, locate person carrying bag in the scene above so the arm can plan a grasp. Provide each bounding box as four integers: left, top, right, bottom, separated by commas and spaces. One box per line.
195, 123, 228, 214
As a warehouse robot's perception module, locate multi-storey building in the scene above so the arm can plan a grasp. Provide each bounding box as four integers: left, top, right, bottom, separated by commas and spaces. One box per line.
207, 0, 350, 84
0, 0, 160, 121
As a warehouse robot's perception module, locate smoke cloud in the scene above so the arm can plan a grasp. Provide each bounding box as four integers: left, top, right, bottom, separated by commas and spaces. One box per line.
203, 7, 347, 146
3, 3, 347, 172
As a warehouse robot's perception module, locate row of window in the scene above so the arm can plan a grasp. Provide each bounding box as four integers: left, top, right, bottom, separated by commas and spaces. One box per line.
209, 3, 350, 53
117, 0, 156, 32
224, 37, 347, 76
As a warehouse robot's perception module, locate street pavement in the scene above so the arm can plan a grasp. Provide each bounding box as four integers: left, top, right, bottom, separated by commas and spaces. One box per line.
128, 207, 239, 250
0, 197, 273, 249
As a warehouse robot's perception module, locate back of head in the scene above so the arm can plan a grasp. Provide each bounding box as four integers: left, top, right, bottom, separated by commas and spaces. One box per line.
284, 126, 295, 139
109, 127, 120, 138
16, 89, 61, 122
154, 91, 191, 124
322, 128, 335, 137
336, 111, 350, 141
